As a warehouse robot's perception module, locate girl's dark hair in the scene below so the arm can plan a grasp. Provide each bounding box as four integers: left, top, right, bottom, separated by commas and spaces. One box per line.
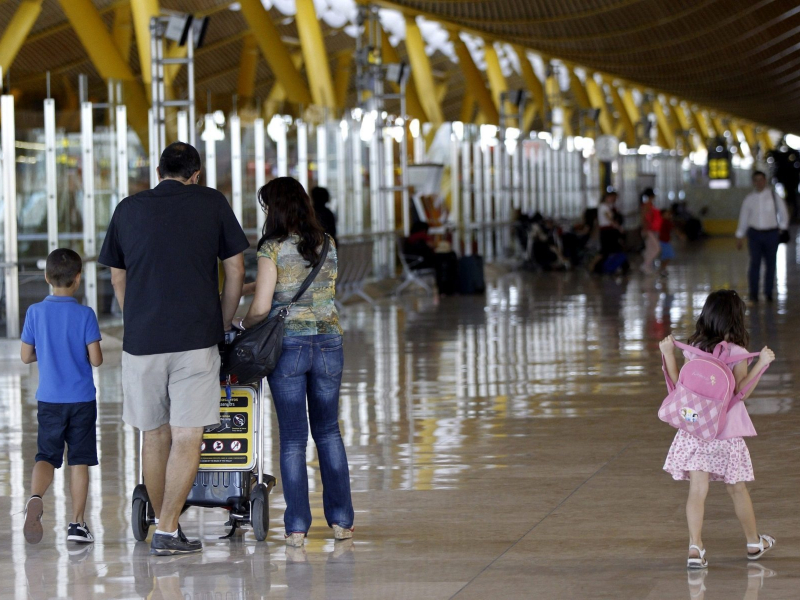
257, 177, 326, 267
688, 290, 749, 352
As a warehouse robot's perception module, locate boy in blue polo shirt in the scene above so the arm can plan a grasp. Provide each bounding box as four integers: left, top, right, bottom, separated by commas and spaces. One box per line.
20, 249, 103, 544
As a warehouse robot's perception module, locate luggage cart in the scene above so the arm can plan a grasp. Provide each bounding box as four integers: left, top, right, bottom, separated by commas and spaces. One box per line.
131, 378, 277, 542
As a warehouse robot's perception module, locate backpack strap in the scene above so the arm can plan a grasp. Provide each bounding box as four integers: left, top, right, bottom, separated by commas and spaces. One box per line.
288, 236, 330, 306
731, 362, 770, 406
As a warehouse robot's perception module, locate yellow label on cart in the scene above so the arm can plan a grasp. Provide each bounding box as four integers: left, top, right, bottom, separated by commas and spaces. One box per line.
199, 386, 255, 470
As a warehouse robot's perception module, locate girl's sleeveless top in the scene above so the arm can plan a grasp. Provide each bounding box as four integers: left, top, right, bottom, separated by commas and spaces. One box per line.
683, 343, 757, 438
257, 234, 343, 337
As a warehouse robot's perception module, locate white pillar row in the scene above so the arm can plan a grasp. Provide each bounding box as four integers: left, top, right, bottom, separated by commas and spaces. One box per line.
44, 99, 58, 254
317, 124, 328, 188
297, 121, 308, 191
368, 127, 381, 273
204, 114, 217, 190
176, 110, 189, 143
449, 133, 460, 256
335, 122, 346, 233
352, 129, 363, 234
2, 94, 19, 337
254, 118, 266, 234
276, 118, 288, 178
148, 109, 158, 188
116, 105, 129, 205
80, 102, 98, 314
461, 137, 472, 256
482, 142, 493, 262
230, 114, 243, 225
473, 141, 484, 257
493, 143, 503, 259
383, 131, 395, 273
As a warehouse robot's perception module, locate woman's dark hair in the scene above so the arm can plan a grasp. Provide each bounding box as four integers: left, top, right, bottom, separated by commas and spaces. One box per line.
688, 289, 749, 352
257, 177, 326, 267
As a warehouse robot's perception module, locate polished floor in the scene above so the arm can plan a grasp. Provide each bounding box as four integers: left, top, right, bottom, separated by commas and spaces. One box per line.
1, 238, 799, 599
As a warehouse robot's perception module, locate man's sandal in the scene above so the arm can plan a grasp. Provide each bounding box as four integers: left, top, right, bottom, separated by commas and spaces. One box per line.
747, 534, 776, 560
687, 544, 708, 569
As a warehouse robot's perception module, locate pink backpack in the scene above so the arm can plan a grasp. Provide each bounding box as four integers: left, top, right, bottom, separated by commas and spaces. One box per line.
659, 341, 766, 441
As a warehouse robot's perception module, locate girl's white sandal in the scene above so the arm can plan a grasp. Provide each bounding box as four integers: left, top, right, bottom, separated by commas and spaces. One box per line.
687, 545, 708, 569
747, 534, 776, 560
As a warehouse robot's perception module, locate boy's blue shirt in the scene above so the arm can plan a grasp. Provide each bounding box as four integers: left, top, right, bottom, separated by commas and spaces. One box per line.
21, 296, 101, 404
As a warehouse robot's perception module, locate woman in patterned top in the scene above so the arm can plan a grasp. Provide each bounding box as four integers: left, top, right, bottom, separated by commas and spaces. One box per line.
240, 177, 353, 547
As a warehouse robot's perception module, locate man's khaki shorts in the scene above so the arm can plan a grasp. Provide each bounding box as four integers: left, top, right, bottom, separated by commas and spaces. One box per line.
122, 346, 221, 431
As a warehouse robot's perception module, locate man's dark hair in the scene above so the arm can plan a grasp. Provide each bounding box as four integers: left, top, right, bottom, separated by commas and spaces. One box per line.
158, 142, 201, 181
46, 248, 82, 287
753, 170, 767, 179
311, 186, 330, 206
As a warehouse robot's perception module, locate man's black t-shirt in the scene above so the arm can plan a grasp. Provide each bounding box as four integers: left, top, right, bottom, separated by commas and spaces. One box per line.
98, 180, 249, 355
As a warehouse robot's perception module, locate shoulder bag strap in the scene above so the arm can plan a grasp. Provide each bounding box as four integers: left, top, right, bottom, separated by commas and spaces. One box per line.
288, 235, 330, 306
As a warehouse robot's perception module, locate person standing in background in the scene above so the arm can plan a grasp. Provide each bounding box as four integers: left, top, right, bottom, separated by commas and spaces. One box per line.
640, 188, 662, 274
736, 171, 789, 303
312, 187, 338, 245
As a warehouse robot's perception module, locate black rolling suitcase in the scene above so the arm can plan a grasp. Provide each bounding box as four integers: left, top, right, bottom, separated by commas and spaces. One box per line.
458, 255, 486, 295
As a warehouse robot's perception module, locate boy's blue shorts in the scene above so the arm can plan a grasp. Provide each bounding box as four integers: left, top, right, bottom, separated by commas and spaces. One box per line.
36, 400, 98, 468
660, 241, 676, 261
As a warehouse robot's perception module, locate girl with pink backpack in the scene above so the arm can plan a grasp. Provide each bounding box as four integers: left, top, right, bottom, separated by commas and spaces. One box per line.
659, 289, 776, 570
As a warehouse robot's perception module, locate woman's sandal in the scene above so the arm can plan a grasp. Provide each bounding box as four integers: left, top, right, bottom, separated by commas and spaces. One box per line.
687, 544, 708, 570
747, 534, 776, 561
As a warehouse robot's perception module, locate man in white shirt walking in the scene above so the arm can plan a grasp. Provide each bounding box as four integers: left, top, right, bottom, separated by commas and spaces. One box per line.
736, 170, 789, 302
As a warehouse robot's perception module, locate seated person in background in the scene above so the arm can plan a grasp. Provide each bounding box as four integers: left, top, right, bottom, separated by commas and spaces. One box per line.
403, 221, 458, 295
311, 186, 337, 245
528, 214, 569, 271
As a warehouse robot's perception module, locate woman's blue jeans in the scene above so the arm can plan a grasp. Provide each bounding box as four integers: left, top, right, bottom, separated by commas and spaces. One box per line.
267, 334, 354, 534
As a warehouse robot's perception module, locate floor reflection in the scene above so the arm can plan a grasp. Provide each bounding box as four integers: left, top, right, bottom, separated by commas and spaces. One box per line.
2, 238, 798, 598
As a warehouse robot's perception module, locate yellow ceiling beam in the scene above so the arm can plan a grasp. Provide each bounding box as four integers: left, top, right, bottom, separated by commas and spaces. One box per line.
513, 45, 544, 129
0, 0, 43, 74
568, 69, 591, 110
459, 90, 475, 123
296, 0, 336, 108
758, 129, 774, 151
237, 33, 259, 104
57, 0, 149, 148
728, 120, 746, 156
669, 101, 700, 152
130, 0, 159, 86
562, 107, 574, 137
404, 17, 443, 125
483, 43, 508, 114
584, 75, 613, 135
621, 88, 641, 140
653, 98, 676, 150
334, 52, 352, 110
112, 4, 133, 64
741, 123, 758, 151
710, 114, 727, 140
451, 34, 499, 124
688, 107, 712, 142
264, 51, 303, 121
241, 0, 312, 106
380, 29, 425, 121
603, 77, 635, 146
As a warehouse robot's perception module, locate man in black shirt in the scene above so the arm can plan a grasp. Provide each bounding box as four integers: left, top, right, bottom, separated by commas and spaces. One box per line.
99, 142, 248, 555
311, 186, 337, 245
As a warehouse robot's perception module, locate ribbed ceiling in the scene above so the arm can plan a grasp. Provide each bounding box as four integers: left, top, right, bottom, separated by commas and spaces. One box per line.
383, 0, 800, 132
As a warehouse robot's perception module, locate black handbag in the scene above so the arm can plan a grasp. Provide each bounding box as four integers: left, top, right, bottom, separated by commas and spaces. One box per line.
771, 190, 791, 244
221, 237, 330, 384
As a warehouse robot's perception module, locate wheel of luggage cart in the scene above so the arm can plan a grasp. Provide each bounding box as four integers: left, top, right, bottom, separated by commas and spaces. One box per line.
131, 483, 153, 541
250, 482, 271, 542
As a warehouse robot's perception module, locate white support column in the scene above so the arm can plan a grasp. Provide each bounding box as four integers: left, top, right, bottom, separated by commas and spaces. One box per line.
336, 122, 347, 233
368, 128, 381, 273
297, 121, 308, 191
2, 95, 19, 337
413, 135, 424, 164
44, 99, 58, 254
148, 109, 158, 188
317, 125, 328, 188
177, 110, 189, 143
473, 142, 483, 257
493, 144, 503, 259
383, 131, 395, 269
80, 102, 98, 314
204, 114, 217, 189
461, 138, 472, 256
276, 118, 288, 178
352, 130, 363, 234
522, 142, 530, 216
483, 143, 493, 262
450, 134, 460, 255
116, 105, 128, 204
230, 114, 243, 225
254, 118, 266, 234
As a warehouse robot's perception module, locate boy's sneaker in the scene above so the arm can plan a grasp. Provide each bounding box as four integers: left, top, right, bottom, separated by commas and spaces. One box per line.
150, 531, 203, 556
67, 522, 94, 543
333, 524, 354, 540
23, 497, 44, 544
